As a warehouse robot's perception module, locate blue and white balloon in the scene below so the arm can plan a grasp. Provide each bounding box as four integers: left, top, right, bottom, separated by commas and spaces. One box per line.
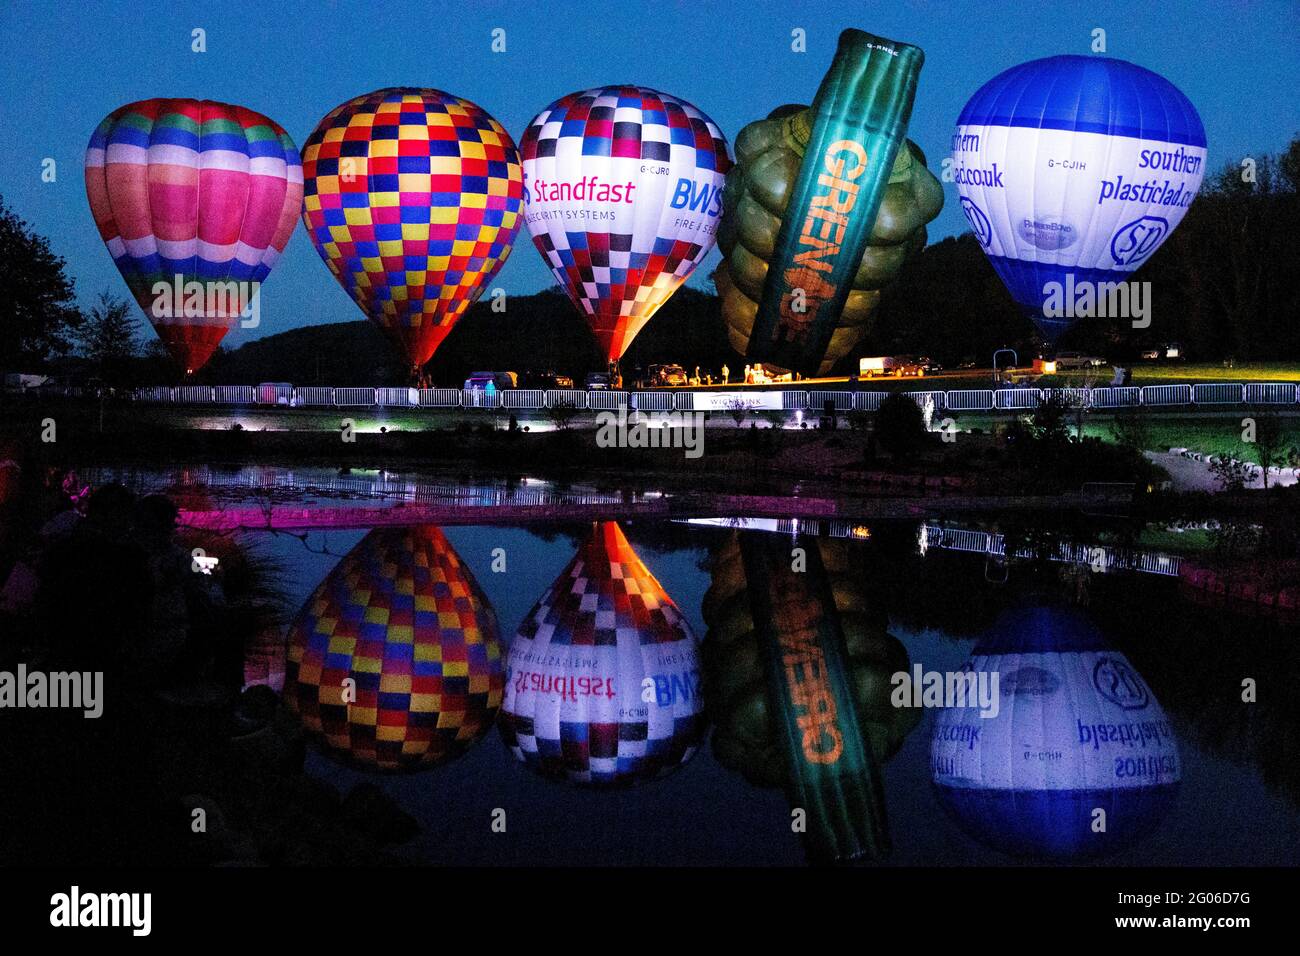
931, 605, 1180, 858
952, 56, 1206, 341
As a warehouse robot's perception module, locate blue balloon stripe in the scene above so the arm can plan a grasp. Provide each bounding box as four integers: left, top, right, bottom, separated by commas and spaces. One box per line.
958, 114, 1206, 148
934, 783, 1180, 858
958, 55, 1206, 148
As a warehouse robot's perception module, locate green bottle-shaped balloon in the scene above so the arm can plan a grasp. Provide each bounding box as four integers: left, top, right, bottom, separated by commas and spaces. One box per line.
703, 532, 921, 863
717, 29, 943, 376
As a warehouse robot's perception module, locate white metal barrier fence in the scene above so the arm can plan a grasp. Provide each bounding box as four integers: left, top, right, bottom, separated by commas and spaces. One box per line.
1090, 386, 1141, 408
176, 385, 213, 404
334, 387, 377, 406
212, 385, 255, 405
256, 384, 294, 405
500, 389, 545, 410
809, 390, 854, 411
995, 388, 1041, 409
910, 391, 947, 412
1244, 383, 1298, 404
546, 389, 589, 410
633, 392, 675, 412
946, 389, 995, 411
920, 524, 1180, 576
1140, 384, 1193, 406
295, 386, 334, 406
854, 391, 886, 411
377, 387, 419, 407
1044, 387, 1092, 408
419, 388, 461, 407
113, 382, 1300, 415
1191, 383, 1243, 405
588, 390, 629, 411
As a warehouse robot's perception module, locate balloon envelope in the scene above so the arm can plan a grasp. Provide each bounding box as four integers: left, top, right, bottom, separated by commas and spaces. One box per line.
930, 605, 1180, 858
286, 525, 504, 772
500, 522, 704, 786
520, 86, 730, 362
952, 56, 1205, 342
85, 98, 303, 372
300, 88, 524, 371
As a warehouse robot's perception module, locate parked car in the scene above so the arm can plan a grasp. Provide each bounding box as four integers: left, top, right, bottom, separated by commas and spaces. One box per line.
1052, 351, 1106, 369
584, 371, 623, 390
463, 371, 517, 391
642, 363, 688, 387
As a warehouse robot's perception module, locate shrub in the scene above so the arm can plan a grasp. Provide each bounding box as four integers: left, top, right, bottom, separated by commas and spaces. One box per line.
874, 394, 927, 458
546, 399, 578, 431
1110, 406, 1152, 451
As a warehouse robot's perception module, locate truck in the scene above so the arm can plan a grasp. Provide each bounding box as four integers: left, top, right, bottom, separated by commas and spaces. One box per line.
858, 355, 925, 378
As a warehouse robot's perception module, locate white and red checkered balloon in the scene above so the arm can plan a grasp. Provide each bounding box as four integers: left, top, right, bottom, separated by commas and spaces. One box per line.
499, 522, 704, 786
519, 86, 730, 363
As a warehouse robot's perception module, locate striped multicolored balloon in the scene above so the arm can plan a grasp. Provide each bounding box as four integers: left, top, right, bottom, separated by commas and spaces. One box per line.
286, 525, 504, 772
500, 522, 704, 786
300, 88, 524, 375
520, 86, 730, 363
84, 99, 303, 373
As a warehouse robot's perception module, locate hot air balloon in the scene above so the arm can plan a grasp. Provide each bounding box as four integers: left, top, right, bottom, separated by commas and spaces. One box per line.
930, 605, 1180, 859
703, 531, 920, 862
519, 86, 730, 377
499, 522, 704, 786
952, 56, 1206, 343
286, 525, 504, 772
85, 99, 303, 373
717, 30, 944, 376
300, 89, 524, 381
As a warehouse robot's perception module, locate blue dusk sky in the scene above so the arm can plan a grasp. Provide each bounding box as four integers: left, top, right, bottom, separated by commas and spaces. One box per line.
1, 0, 1296, 347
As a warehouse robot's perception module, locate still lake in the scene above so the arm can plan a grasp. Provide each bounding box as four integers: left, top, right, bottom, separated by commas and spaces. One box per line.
93, 464, 1300, 866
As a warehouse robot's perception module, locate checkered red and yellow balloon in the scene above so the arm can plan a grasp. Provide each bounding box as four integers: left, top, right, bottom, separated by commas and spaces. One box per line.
300, 88, 524, 372
286, 525, 504, 772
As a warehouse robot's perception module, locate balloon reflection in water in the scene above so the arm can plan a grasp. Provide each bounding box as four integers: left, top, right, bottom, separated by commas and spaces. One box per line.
703, 532, 921, 862
930, 605, 1180, 858
286, 525, 503, 772
500, 522, 703, 786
